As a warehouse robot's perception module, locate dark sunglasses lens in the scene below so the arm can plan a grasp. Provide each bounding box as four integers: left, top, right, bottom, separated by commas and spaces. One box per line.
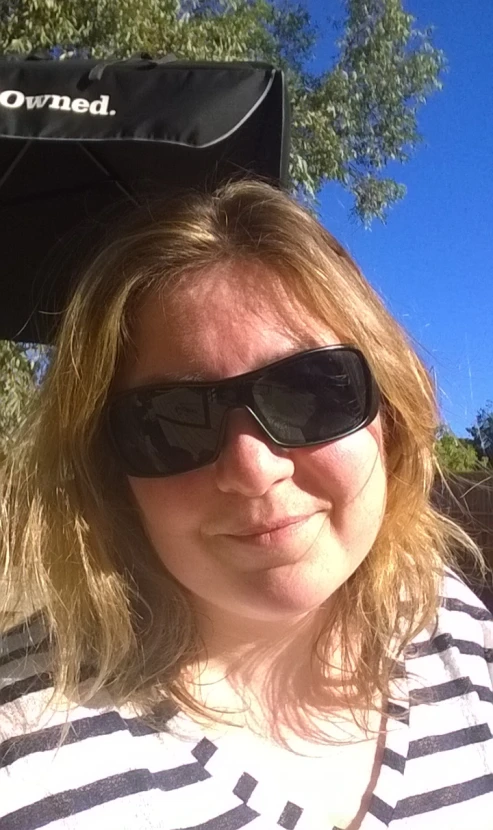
109, 348, 375, 476
109, 387, 223, 476
252, 350, 371, 445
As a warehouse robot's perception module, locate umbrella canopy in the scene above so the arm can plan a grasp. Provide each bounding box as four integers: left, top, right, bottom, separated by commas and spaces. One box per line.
0, 55, 289, 343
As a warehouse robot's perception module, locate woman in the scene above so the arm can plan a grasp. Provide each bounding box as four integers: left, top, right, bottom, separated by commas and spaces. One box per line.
1, 179, 492, 830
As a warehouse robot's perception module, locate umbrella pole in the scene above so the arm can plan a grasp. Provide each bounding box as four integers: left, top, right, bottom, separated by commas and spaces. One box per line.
76, 142, 141, 207
0, 140, 33, 193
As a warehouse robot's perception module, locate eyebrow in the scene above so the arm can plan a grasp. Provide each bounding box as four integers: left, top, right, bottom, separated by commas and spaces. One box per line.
139, 370, 208, 385
135, 345, 320, 386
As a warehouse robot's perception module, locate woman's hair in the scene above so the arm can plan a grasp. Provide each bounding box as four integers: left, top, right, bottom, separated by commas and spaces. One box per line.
1, 179, 487, 737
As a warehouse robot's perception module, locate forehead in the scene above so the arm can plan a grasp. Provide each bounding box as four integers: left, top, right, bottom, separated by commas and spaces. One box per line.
120, 261, 342, 388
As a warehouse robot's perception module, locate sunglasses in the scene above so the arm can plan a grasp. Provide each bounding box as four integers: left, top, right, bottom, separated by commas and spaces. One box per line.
107, 345, 380, 478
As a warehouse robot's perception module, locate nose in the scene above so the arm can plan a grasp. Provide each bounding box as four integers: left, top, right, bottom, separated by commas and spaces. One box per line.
213, 407, 295, 496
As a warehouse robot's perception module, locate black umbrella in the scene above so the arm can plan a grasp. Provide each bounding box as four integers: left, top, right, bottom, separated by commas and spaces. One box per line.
0, 55, 289, 343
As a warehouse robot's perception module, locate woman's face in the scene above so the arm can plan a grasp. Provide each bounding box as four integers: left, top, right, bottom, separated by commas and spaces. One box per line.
120, 262, 387, 629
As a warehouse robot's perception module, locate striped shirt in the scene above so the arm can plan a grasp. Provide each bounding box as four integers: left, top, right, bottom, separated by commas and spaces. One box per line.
1, 570, 493, 829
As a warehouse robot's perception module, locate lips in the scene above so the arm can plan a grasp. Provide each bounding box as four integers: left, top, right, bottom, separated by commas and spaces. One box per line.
228, 514, 314, 537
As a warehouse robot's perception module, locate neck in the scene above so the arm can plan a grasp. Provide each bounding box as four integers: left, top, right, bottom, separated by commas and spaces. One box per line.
196, 602, 320, 661
184, 604, 357, 741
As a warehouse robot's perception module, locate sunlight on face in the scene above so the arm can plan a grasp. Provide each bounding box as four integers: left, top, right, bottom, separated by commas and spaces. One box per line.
120, 262, 387, 632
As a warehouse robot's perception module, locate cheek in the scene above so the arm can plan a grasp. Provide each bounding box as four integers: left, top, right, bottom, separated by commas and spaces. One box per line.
301, 422, 385, 498
297, 420, 387, 528
128, 473, 206, 544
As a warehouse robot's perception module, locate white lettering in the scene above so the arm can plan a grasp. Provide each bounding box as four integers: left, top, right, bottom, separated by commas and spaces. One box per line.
89, 95, 110, 116
48, 95, 71, 112
0, 89, 116, 116
71, 97, 89, 113
0, 89, 24, 108
25, 95, 51, 110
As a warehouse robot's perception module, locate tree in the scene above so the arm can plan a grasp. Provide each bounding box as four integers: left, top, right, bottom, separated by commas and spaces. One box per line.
0, 341, 43, 459
0, 0, 445, 438
467, 403, 493, 465
435, 426, 485, 474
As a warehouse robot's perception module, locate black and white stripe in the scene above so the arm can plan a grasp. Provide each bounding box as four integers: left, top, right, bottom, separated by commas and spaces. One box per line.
1, 571, 493, 829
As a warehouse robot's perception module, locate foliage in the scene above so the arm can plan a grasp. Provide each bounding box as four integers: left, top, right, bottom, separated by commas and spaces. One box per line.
435, 427, 482, 473
0, 0, 445, 223
0, 341, 45, 459
435, 426, 489, 473
467, 402, 493, 465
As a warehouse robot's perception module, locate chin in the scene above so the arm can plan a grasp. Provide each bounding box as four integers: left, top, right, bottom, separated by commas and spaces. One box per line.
241, 571, 345, 621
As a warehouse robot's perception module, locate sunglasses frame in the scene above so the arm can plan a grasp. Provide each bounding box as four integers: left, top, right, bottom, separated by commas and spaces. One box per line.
106, 344, 380, 478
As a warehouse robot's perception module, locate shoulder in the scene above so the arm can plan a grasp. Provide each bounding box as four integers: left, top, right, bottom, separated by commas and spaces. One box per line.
438, 566, 493, 620
0, 617, 190, 827
388, 570, 493, 825
403, 567, 493, 702
0, 614, 59, 747
0, 614, 54, 713
436, 566, 493, 651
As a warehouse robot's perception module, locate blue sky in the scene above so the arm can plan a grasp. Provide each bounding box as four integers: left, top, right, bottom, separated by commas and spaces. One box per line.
303, 0, 492, 437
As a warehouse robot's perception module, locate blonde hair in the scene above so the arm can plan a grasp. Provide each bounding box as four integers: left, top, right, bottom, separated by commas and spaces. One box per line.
1, 179, 487, 738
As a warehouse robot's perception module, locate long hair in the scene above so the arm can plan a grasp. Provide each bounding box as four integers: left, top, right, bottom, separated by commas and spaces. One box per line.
1, 179, 487, 737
